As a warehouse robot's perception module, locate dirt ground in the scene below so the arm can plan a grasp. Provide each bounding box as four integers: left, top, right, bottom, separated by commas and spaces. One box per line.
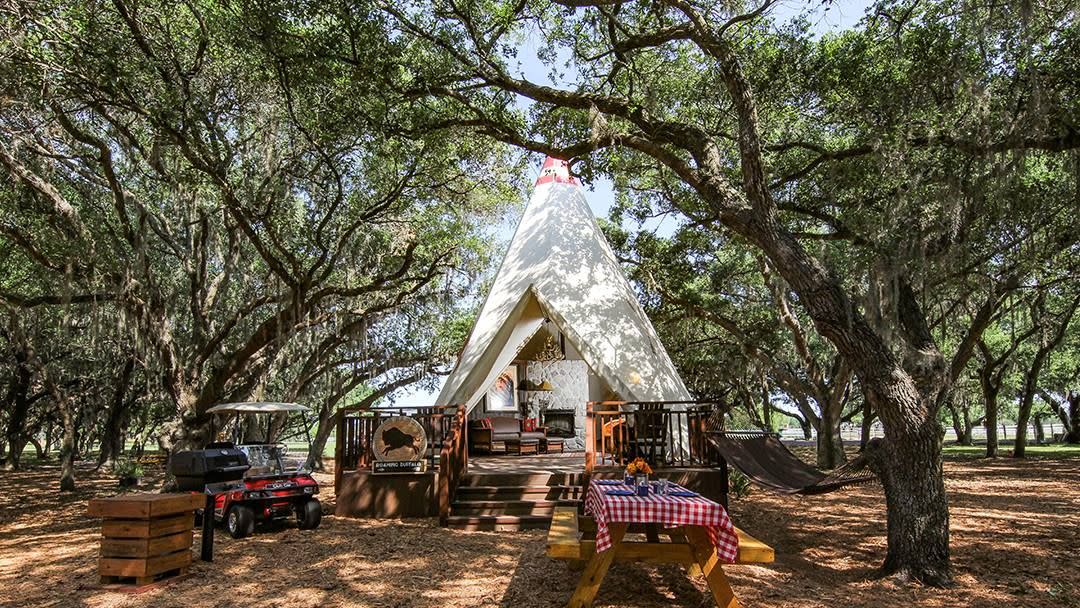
0, 455, 1077, 608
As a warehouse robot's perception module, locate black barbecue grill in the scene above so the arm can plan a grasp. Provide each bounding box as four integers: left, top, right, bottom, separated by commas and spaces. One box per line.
170, 443, 251, 492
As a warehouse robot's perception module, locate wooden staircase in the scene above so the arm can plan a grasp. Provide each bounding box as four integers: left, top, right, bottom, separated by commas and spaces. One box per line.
445, 471, 584, 531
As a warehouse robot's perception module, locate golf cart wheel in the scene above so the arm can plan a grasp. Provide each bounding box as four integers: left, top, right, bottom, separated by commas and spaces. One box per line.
226, 505, 254, 539
297, 499, 322, 530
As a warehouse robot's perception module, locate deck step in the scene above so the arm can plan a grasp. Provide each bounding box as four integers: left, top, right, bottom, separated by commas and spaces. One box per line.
455, 485, 583, 500
458, 472, 586, 487
447, 469, 589, 530
451, 498, 580, 517
445, 514, 554, 531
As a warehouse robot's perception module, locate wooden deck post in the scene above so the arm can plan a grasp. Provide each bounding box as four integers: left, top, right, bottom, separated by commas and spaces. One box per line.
584, 403, 595, 475
334, 410, 345, 491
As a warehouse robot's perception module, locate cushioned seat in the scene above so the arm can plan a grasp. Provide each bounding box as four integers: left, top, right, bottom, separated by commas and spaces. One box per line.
507, 436, 540, 455
470, 415, 548, 454
542, 437, 564, 453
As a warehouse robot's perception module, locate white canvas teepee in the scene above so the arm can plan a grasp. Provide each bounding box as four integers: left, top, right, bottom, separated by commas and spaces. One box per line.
436, 157, 691, 410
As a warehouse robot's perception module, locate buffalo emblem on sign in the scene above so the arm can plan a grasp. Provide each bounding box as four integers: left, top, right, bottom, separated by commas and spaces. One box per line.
372, 417, 428, 463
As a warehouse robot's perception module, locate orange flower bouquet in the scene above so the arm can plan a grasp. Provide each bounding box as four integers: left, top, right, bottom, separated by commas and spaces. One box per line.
625, 457, 653, 477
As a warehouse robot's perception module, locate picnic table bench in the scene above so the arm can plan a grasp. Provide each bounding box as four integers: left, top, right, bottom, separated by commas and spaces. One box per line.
547, 506, 774, 608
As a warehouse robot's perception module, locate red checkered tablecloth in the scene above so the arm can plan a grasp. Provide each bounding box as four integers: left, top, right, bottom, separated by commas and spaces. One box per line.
585, 480, 739, 563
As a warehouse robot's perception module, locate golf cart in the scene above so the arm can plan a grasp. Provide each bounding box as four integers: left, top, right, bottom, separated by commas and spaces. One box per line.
170, 402, 322, 538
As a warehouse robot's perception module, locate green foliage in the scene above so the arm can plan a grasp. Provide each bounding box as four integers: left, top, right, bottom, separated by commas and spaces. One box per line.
2, 0, 1079, 499
729, 468, 753, 500
113, 457, 143, 479
0, 0, 520, 477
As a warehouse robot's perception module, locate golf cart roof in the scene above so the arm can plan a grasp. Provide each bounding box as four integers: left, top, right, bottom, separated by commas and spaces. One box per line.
206, 402, 311, 414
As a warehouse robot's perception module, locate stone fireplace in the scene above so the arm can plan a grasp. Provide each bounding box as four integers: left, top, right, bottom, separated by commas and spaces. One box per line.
525, 358, 588, 450
544, 410, 576, 438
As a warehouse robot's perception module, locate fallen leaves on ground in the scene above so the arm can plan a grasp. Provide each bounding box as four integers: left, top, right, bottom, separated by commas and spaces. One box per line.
0, 455, 1077, 608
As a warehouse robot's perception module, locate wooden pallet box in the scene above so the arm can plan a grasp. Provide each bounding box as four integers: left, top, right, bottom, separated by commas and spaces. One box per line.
88, 493, 203, 587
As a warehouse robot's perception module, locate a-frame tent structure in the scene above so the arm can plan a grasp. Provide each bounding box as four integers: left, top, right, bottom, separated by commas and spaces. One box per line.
436, 157, 691, 411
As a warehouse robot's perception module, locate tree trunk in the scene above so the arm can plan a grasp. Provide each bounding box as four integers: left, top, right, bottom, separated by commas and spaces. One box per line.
58, 393, 78, 492
306, 405, 335, 472
798, 416, 812, 440
741, 230, 951, 583
985, 404, 999, 457
790, 396, 817, 441
2, 437, 28, 471
761, 380, 774, 433
158, 387, 215, 490
42, 418, 54, 456
97, 358, 136, 470
1014, 297, 1079, 456
1, 344, 35, 471
1039, 389, 1080, 443
27, 435, 44, 459
813, 390, 847, 469
864, 421, 950, 585
944, 398, 965, 445
1065, 392, 1080, 443
1032, 414, 1045, 445
859, 400, 875, 450
978, 371, 1000, 457
240, 416, 268, 444
816, 418, 844, 469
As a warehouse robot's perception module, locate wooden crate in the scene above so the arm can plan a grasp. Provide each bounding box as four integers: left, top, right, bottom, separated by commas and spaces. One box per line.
88, 493, 203, 587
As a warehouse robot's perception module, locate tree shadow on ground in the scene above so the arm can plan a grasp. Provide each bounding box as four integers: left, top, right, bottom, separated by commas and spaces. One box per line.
0, 456, 1077, 608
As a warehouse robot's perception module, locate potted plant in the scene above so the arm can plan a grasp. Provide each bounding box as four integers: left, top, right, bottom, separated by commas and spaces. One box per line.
625, 457, 653, 496
114, 457, 143, 489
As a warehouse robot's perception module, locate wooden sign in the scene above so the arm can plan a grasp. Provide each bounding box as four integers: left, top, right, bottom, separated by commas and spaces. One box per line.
373, 460, 427, 474
372, 416, 428, 474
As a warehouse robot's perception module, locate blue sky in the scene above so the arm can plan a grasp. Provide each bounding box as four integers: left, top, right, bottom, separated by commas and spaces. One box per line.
389, 0, 875, 407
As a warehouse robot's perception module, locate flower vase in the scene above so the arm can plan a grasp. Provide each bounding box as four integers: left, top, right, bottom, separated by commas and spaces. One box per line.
635, 474, 649, 496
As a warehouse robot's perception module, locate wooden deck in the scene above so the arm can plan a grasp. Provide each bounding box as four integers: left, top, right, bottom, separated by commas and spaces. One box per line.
470, 452, 586, 474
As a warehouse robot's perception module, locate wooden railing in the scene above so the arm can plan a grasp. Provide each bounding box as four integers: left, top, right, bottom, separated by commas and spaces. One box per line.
438, 404, 468, 526
584, 400, 727, 474
333, 405, 459, 490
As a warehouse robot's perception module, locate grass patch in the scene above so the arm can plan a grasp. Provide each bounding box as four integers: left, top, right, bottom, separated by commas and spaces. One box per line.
943, 443, 1080, 459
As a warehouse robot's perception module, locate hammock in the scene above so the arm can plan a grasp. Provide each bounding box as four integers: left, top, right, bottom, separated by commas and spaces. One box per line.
708, 431, 877, 495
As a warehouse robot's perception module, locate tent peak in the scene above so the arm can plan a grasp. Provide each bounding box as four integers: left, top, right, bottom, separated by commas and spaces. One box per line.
536, 156, 579, 187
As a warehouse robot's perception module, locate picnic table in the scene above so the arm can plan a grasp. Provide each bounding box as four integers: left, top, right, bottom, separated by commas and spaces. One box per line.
547, 479, 774, 608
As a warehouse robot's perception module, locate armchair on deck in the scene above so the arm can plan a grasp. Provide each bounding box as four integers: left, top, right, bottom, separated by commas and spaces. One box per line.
633, 403, 669, 465
600, 417, 627, 465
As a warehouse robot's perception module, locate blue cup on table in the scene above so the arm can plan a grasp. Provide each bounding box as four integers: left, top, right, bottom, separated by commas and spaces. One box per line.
635, 475, 649, 496
657, 478, 669, 496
